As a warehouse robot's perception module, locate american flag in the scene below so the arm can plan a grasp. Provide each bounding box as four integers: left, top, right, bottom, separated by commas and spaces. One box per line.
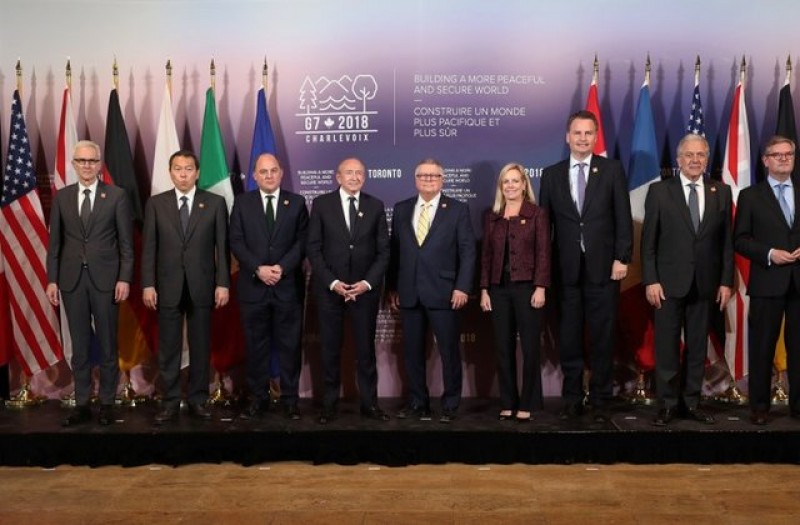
0, 90, 63, 376
686, 82, 706, 137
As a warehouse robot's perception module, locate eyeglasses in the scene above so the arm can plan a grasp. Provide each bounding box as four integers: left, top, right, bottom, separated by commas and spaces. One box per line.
73, 158, 100, 166
415, 173, 442, 180
765, 152, 795, 160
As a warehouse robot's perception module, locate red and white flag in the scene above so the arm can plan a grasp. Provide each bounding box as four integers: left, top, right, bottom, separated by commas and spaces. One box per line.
585, 67, 607, 157
720, 62, 751, 381
0, 90, 63, 376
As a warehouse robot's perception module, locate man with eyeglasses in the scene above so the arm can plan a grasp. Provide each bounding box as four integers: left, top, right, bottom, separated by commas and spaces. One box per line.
142, 150, 230, 424
46, 140, 134, 426
735, 135, 800, 425
387, 158, 476, 423
642, 133, 733, 426
307, 157, 390, 424
539, 110, 632, 422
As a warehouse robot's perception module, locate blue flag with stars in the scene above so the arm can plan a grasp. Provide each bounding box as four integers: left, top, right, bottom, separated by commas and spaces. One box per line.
686, 82, 706, 137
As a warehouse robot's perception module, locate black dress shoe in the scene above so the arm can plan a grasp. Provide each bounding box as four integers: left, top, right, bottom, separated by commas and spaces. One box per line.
98, 405, 115, 426
318, 407, 337, 425
396, 405, 432, 421
154, 406, 179, 425
188, 402, 212, 420
361, 406, 390, 421
652, 408, 674, 427
283, 404, 301, 420
558, 402, 583, 420
750, 410, 769, 426
683, 407, 715, 424
439, 409, 457, 424
239, 399, 269, 420
62, 406, 92, 427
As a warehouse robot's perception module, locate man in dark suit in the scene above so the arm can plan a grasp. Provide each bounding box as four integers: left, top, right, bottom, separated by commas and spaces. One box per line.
142, 150, 230, 424
307, 157, 390, 424
387, 158, 476, 423
735, 135, 800, 425
46, 140, 134, 426
230, 153, 308, 420
539, 110, 632, 421
642, 134, 733, 426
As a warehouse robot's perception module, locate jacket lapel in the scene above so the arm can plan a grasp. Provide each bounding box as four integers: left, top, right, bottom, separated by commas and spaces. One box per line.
760, 180, 792, 229
697, 181, 717, 236
581, 160, 600, 216
668, 176, 696, 235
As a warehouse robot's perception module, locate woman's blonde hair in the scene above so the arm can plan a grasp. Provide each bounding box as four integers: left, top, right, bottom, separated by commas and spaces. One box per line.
492, 162, 534, 213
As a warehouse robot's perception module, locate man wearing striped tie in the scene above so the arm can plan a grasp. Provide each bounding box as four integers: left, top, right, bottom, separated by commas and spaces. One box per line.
388, 158, 476, 423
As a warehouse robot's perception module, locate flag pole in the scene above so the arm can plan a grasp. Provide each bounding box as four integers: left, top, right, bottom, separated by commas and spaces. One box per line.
6, 60, 44, 409
66, 58, 72, 93
166, 59, 173, 100
210, 58, 216, 92
694, 55, 701, 86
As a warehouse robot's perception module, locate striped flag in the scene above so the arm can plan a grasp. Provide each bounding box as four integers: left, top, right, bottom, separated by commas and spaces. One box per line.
686, 73, 706, 137
585, 66, 607, 157
720, 62, 752, 381
0, 90, 63, 375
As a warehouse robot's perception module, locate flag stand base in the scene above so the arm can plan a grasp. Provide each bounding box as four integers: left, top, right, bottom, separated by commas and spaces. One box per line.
5, 383, 44, 409
713, 384, 748, 405
771, 380, 789, 405
208, 375, 235, 407
116, 381, 149, 407
624, 372, 656, 405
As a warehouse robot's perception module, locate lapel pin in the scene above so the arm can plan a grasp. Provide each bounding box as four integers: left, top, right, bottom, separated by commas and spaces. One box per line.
710, 186, 717, 193
100, 192, 107, 199
520, 219, 526, 225
198, 202, 205, 209
441, 202, 447, 208
358, 211, 364, 217
283, 199, 289, 206
592, 167, 598, 174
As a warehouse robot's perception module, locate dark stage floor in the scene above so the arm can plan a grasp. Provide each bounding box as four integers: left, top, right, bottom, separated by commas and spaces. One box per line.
1, 398, 799, 467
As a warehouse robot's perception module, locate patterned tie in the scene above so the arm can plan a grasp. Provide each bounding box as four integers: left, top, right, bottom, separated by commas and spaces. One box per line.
348, 196, 357, 237
416, 202, 430, 246
179, 196, 189, 235
80, 188, 92, 230
265, 195, 275, 234
688, 183, 700, 232
576, 162, 587, 212
777, 184, 794, 226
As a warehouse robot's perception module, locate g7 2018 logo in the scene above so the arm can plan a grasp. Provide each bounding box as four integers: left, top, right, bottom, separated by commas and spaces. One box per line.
295, 74, 378, 143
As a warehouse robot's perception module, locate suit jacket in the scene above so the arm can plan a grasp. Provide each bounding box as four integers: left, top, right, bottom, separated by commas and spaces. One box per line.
230, 189, 308, 303
641, 176, 734, 298
387, 194, 476, 309
479, 200, 551, 289
141, 188, 230, 308
307, 190, 389, 293
539, 156, 632, 285
47, 181, 134, 293
734, 179, 800, 297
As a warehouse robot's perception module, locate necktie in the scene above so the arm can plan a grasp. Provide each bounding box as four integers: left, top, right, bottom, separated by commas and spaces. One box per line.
777, 184, 794, 226
179, 196, 189, 235
348, 196, 357, 237
265, 195, 275, 234
416, 202, 430, 246
576, 162, 587, 212
80, 188, 91, 230
688, 183, 700, 232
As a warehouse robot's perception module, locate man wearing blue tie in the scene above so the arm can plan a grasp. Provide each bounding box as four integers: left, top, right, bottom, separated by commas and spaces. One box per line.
735, 135, 800, 425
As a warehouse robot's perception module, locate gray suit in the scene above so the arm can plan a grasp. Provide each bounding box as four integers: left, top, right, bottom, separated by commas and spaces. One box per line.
46, 181, 134, 405
142, 188, 230, 406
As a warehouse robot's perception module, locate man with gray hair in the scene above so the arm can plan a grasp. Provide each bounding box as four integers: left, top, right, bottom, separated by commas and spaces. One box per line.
46, 140, 134, 426
642, 133, 733, 426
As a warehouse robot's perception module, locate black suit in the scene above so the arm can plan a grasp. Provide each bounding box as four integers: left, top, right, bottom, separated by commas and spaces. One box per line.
47, 181, 134, 406
642, 175, 733, 410
307, 190, 389, 410
734, 179, 800, 413
539, 155, 632, 406
387, 194, 476, 412
230, 189, 308, 406
142, 188, 230, 407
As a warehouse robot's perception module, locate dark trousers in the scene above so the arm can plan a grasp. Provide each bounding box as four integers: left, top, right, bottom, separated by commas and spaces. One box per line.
401, 305, 463, 411
240, 296, 302, 405
61, 267, 119, 406
653, 282, 708, 410
317, 289, 380, 410
749, 285, 800, 412
157, 280, 211, 407
558, 262, 619, 406
489, 281, 544, 412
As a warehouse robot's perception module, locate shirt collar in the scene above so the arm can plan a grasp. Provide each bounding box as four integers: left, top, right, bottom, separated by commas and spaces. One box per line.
78, 178, 99, 194
767, 175, 793, 189
175, 186, 197, 201
416, 192, 441, 208
260, 187, 281, 200
570, 154, 593, 168
679, 172, 704, 187
339, 187, 360, 202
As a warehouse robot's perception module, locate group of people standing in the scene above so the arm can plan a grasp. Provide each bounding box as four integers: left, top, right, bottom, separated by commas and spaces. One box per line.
45, 109, 800, 429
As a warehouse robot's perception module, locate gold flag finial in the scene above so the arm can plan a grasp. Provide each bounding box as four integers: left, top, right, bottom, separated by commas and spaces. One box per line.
262, 56, 268, 90
786, 55, 793, 85
592, 54, 599, 84
166, 59, 173, 98
739, 55, 747, 83
210, 58, 216, 91
66, 58, 73, 91
694, 55, 701, 85
644, 53, 651, 84
15, 59, 22, 94
113, 56, 119, 91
